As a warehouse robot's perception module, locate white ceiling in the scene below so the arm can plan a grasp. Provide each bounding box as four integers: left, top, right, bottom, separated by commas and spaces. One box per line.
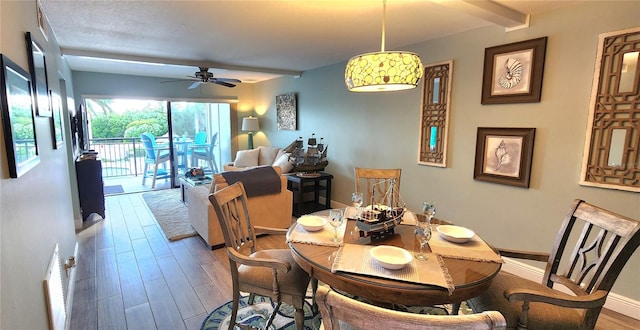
38, 0, 577, 85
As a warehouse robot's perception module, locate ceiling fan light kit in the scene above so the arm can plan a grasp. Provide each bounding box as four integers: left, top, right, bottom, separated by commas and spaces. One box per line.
345, 0, 423, 92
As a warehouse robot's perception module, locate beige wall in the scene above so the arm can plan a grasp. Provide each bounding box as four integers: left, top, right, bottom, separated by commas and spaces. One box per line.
254, 1, 640, 301
1, 1, 78, 329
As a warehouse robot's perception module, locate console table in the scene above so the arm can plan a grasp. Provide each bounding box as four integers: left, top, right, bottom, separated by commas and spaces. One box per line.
286, 172, 333, 217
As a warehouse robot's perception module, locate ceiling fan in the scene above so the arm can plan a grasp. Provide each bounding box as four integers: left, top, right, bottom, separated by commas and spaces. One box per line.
162, 67, 241, 89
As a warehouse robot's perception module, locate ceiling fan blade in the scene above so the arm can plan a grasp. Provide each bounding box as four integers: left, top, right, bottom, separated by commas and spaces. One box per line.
214, 77, 242, 83
213, 80, 236, 88
160, 78, 197, 83
188, 81, 202, 89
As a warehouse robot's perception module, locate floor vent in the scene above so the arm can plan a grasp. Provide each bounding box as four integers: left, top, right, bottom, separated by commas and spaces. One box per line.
43, 244, 66, 330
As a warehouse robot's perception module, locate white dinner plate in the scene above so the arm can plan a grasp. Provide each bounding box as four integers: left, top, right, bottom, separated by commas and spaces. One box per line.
296, 215, 327, 232
436, 225, 475, 243
370, 245, 413, 270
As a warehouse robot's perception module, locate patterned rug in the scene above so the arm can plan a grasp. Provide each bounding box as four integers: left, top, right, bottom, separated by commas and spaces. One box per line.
200, 295, 321, 330
200, 293, 472, 330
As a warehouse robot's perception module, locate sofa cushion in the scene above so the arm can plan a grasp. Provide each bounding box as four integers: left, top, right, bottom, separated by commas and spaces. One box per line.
273, 151, 294, 173
258, 146, 281, 166
233, 148, 260, 167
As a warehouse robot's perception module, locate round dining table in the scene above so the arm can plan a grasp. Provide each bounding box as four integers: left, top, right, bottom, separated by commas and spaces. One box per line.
288, 216, 501, 307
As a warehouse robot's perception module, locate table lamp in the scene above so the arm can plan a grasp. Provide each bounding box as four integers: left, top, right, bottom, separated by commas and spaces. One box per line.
241, 116, 260, 149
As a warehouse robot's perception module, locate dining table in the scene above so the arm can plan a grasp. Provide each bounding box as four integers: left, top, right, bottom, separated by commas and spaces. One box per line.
287, 208, 502, 307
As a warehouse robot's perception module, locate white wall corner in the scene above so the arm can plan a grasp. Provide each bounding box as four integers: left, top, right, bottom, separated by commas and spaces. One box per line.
505, 14, 530, 32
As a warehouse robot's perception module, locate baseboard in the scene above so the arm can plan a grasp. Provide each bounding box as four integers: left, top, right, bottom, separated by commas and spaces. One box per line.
64, 242, 79, 330
502, 257, 640, 320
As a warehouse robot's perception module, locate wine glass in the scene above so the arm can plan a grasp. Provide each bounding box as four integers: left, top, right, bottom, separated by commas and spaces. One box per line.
328, 209, 344, 243
351, 192, 363, 218
422, 201, 436, 224
414, 220, 432, 260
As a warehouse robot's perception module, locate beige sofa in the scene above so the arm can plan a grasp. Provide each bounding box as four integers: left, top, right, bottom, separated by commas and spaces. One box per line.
224, 146, 294, 173
186, 166, 293, 248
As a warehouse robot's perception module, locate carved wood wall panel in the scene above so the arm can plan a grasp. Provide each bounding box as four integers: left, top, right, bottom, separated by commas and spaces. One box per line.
418, 61, 452, 167
580, 27, 640, 192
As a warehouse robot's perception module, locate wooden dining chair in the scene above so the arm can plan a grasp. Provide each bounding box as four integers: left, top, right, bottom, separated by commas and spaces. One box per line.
208, 182, 311, 330
354, 167, 401, 207
316, 285, 506, 330
467, 199, 640, 330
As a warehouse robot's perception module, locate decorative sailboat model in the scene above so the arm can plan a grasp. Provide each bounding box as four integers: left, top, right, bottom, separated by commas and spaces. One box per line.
354, 178, 406, 239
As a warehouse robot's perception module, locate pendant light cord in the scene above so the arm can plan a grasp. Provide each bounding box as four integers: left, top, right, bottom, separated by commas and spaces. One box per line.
381, 0, 386, 52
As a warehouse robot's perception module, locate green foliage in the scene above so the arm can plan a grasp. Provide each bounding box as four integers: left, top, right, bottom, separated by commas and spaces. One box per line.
90, 109, 168, 139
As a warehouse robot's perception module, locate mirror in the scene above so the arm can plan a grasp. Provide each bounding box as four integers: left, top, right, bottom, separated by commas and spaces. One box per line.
580, 27, 639, 192
418, 61, 452, 167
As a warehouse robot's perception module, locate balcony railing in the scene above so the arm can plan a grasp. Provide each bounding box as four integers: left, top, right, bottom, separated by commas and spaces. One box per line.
88, 136, 170, 178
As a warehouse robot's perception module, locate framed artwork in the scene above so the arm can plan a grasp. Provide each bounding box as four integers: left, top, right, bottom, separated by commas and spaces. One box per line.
474, 127, 535, 188
481, 37, 547, 104
276, 92, 297, 130
36, 0, 48, 41
49, 90, 64, 149
25, 31, 51, 117
418, 60, 453, 167
0, 54, 40, 178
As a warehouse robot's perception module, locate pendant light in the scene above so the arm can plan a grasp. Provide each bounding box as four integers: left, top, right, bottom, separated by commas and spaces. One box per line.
345, 0, 423, 92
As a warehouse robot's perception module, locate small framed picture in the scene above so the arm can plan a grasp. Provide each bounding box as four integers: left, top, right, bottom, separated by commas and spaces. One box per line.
25, 31, 51, 117
276, 92, 297, 130
474, 127, 536, 188
481, 37, 547, 104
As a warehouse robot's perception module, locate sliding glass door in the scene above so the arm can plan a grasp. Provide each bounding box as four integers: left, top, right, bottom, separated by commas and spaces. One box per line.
169, 101, 231, 186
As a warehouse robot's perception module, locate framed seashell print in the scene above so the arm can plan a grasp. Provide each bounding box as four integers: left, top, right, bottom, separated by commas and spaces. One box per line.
474, 127, 536, 188
481, 37, 547, 104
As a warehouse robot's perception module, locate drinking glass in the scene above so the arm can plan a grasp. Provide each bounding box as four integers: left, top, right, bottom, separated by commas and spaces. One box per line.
328, 209, 344, 243
422, 201, 436, 224
351, 192, 363, 218
414, 220, 432, 260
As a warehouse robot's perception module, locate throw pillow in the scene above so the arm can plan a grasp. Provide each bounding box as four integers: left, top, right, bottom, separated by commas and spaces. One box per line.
273, 152, 294, 173
258, 146, 280, 166
233, 149, 260, 167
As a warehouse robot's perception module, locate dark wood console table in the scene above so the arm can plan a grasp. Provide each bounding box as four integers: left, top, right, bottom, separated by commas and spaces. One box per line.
286, 172, 333, 217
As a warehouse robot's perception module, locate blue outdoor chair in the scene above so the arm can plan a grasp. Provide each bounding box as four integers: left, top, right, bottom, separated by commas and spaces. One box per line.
141, 132, 171, 188
191, 132, 219, 174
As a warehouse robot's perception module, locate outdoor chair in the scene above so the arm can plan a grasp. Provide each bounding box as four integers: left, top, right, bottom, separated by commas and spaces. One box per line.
467, 199, 640, 329
140, 132, 171, 188
316, 285, 506, 330
191, 132, 219, 174
354, 167, 401, 207
208, 181, 310, 330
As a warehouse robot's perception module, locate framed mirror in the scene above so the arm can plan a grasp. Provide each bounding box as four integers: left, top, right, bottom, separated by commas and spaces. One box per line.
418, 60, 452, 167
580, 27, 639, 192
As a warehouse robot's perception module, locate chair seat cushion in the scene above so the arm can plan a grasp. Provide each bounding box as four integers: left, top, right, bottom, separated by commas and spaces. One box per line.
238, 249, 310, 296
468, 272, 584, 329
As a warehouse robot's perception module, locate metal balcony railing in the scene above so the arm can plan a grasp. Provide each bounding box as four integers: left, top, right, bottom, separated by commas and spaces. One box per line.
88, 136, 170, 178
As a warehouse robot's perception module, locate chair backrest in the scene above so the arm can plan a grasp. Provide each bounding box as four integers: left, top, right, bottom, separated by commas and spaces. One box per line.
209, 132, 218, 154
544, 199, 640, 324
194, 131, 207, 145
316, 286, 506, 330
140, 132, 158, 160
354, 167, 401, 207
208, 182, 257, 257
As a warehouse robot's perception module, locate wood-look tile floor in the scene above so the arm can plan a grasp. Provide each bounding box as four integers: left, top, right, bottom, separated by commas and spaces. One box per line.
69, 191, 639, 330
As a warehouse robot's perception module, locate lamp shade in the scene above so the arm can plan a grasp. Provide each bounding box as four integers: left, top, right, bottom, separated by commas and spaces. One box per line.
345, 51, 423, 92
241, 117, 259, 131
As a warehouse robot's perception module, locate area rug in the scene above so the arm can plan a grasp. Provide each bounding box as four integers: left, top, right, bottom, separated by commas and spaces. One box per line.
201, 295, 321, 330
200, 293, 472, 330
141, 189, 197, 241
103, 184, 124, 195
